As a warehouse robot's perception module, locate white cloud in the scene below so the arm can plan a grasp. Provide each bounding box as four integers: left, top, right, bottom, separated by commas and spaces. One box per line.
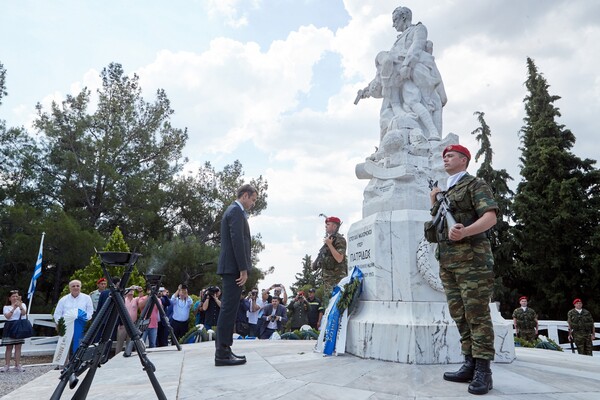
204, 0, 261, 28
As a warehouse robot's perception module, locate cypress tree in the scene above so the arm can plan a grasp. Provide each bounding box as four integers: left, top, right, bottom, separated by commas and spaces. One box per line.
512, 58, 600, 319
471, 111, 517, 316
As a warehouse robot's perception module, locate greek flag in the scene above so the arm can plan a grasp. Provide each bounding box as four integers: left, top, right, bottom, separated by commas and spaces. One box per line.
27, 232, 45, 300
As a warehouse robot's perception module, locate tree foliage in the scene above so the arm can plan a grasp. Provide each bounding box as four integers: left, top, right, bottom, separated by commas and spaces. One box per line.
0, 62, 270, 310
512, 58, 600, 319
291, 254, 319, 293
33, 63, 188, 247
470, 111, 517, 316
65, 226, 145, 297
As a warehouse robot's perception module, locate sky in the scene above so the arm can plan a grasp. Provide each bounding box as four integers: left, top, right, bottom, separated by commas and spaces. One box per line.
2, 0, 600, 292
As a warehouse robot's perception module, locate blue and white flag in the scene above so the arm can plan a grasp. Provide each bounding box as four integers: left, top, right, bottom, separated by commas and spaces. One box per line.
27, 232, 45, 300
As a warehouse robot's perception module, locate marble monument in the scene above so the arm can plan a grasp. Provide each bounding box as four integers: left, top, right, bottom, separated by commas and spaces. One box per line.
346, 6, 515, 364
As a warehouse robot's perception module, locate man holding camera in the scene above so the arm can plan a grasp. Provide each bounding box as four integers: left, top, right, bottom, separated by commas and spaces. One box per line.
170, 284, 192, 340
202, 286, 221, 331
215, 184, 257, 366
287, 291, 310, 331
246, 288, 263, 337
259, 297, 288, 339
269, 284, 288, 305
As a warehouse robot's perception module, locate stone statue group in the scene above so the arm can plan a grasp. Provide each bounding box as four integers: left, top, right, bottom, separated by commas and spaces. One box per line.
356, 6, 446, 161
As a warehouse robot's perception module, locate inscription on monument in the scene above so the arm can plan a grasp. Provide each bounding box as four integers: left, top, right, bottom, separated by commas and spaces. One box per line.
348, 228, 375, 277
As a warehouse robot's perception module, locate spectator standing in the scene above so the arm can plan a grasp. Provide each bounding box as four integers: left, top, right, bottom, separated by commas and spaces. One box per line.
53, 280, 94, 323
1, 290, 27, 372
193, 289, 206, 325
202, 286, 221, 331
235, 290, 250, 336
568, 298, 595, 356
156, 287, 171, 347
170, 284, 193, 340
54, 280, 94, 355
89, 277, 108, 311
512, 296, 538, 342
246, 288, 263, 337
306, 288, 324, 330
138, 285, 159, 348
269, 284, 288, 305
287, 291, 310, 331
115, 285, 141, 354
259, 297, 288, 339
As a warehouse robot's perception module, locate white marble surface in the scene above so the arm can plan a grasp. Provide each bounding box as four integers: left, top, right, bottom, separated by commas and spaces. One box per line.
6, 341, 598, 400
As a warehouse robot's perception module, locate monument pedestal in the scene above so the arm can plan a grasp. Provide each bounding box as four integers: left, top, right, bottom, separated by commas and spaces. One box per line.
344, 211, 515, 364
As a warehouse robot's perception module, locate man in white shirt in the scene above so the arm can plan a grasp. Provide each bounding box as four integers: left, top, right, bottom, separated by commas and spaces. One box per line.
53, 280, 94, 322
246, 287, 264, 337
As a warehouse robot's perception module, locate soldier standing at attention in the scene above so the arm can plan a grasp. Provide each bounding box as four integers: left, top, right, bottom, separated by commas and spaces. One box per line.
429, 144, 498, 395
312, 216, 347, 302
512, 296, 538, 342
568, 298, 595, 356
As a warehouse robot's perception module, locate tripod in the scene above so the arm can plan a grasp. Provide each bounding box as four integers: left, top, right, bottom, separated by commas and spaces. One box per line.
123, 274, 181, 356
50, 252, 167, 400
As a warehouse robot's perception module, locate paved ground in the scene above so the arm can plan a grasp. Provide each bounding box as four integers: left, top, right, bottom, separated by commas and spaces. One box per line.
3, 340, 600, 400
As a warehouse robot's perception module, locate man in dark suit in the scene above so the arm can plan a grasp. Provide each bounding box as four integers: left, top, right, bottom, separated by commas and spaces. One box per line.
215, 184, 258, 366
259, 297, 288, 339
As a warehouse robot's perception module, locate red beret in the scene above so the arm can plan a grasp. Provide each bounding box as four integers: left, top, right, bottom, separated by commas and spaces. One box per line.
519, 296, 528, 302
97, 277, 107, 284
573, 298, 582, 305
298, 291, 305, 296
325, 216, 341, 225
443, 144, 471, 160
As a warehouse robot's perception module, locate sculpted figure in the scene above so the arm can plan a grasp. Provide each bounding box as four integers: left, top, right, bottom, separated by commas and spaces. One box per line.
356, 6, 446, 141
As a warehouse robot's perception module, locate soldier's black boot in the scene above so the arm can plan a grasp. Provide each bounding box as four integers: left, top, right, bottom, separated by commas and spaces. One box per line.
443, 355, 475, 382
468, 358, 493, 395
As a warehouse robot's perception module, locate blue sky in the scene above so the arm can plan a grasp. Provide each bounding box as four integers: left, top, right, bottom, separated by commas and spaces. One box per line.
2, 0, 600, 291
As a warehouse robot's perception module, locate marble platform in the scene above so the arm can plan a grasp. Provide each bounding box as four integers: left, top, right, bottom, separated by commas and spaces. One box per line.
4, 340, 599, 399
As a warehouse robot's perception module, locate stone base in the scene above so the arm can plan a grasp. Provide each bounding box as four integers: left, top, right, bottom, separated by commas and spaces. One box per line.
345, 300, 516, 364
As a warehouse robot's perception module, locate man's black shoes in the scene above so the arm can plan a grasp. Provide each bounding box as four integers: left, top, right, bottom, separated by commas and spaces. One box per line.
215, 347, 246, 366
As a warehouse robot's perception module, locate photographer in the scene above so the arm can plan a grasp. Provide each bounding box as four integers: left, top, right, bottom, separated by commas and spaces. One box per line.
201, 286, 221, 331
287, 291, 310, 331
259, 297, 288, 339
246, 288, 263, 337
268, 284, 288, 305
235, 290, 250, 337
170, 284, 192, 340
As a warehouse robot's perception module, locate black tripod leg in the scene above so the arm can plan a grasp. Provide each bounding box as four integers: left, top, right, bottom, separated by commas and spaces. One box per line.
122, 298, 167, 399
71, 292, 128, 400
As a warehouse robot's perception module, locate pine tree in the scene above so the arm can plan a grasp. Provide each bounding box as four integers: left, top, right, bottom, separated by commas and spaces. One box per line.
64, 226, 145, 296
512, 58, 600, 319
470, 111, 517, 316
291, 255, 319, 294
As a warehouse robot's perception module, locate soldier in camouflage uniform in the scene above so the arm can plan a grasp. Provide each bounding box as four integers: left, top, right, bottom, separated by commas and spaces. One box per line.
512, 296, 538, 342
428, 144, 498, 396
312, 216, 347, 304
567, 298, 595, 356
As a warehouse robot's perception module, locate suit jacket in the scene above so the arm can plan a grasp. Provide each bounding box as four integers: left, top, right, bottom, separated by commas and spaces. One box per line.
260, 304, 288, 335
217, 202, 252, 275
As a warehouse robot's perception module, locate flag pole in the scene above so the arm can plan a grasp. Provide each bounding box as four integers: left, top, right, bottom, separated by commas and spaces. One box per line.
27, 232, 45, 317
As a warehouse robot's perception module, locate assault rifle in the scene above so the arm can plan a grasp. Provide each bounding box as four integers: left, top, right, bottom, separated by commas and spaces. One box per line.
429, 179, 457, 237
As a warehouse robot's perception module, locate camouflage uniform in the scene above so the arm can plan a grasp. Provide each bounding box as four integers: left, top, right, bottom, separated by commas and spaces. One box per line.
568, 308, 595, 356
316, 233, 348, 302
433, 173, 498, 361
512, 307, 538, 342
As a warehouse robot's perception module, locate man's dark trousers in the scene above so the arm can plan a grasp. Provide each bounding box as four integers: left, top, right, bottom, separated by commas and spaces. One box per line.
216, 273, 242, 354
